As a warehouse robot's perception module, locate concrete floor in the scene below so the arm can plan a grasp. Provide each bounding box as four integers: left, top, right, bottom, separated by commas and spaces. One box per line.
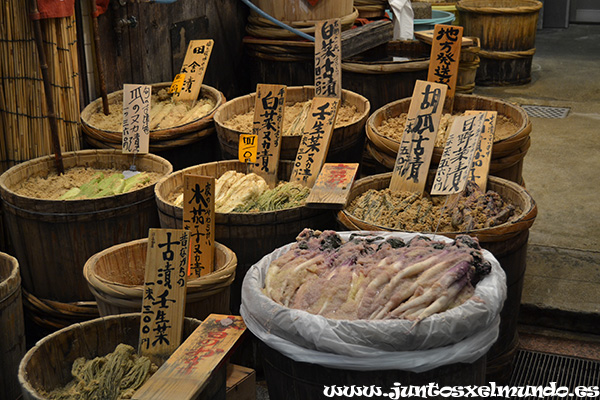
473, 24, 600, 335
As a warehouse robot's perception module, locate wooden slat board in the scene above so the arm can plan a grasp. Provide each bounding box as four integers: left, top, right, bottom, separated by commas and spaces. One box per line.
133, 314, 247, 400
183, 174, 215, 278
122, 84, 151, 154
248, 84, 287, 186
290, 97, 340, 187
173, 39, 213, 102
431, 112, 486, 195
426, 24, 463, 113
139, 228, 190, 366
467, 110, 497, 191
389, 80, 447, 194
315, 19, 342, 98
305, 163, 359, 208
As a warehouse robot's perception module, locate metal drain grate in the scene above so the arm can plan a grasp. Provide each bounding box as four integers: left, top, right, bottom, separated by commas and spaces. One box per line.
509, 350, 600, 399
522, 105, 570, 119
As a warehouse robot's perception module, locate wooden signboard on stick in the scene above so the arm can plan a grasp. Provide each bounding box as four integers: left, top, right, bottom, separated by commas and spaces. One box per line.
183, 174, 215, 279
315, 19, 342, 99
173, 39, 214, 102
248, 84, 287, 186
133, 314, 247, 400
466, 110, 496, 191
415, 29, 473, 47
305, 163, 359, 208
427, 24, 463, 113
139, 228, 190, 366
389, 80, 447, 195
122, 83, 151, 154
290, 96, 340, 188
431, 112, 486, 195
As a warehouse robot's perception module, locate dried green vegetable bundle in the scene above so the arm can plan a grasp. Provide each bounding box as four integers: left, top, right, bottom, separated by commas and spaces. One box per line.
234, 181, 310, 212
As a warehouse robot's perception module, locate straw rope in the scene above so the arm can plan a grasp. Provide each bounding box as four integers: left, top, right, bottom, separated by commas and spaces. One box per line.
0, 1, 81, 173
478, 48, 536, 60
456, 0, 542, 14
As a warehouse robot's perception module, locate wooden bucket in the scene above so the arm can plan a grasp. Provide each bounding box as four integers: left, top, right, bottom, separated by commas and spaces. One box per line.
0, 252, 25, 400
365, 93, 532, 184
154, 160, 338, 312
355, 0, 388, 18
81, 83, 225, 170
457, 0, 543, 86
337, 173, 537, 383
214, 86, 370, 164
0, 150, 173, 328
84, 238, 237, 320
456, 37, 481, 94
18, 313, 225, 400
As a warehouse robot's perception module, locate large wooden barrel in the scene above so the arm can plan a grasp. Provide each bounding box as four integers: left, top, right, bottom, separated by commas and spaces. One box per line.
0, 252, 25, 400
457, 0, 543, 86
337, 173, 537, 384
81, 83, 225, 171
0, 150, 173, 329
18, 314, 225, 400
154, 160, 337, 313
365, 93, 531, 184
214, 86, 370, 164
84, 238, 236, 320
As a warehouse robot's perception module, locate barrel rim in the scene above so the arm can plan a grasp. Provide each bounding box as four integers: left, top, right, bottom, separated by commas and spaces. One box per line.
457, 0, 543, 14
0, 252, 20, 302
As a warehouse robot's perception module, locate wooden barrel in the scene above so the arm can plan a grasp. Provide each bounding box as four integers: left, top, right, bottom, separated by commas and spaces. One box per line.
18, 313, 225, 400
261, 343, 486, 400
457, 0, 543, 86
337, 173, 537, 384
365, 93, 531, 184
214, 86, 370, 164
81, 83, 225, 171
84, 238, 237, 320
0, 150, 173, 329
456, 37, 481, 94
154, 160, 338, 312
0, 252, 25, 400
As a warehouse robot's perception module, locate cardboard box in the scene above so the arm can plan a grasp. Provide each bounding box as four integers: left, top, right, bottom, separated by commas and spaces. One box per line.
226, 364, 256, 400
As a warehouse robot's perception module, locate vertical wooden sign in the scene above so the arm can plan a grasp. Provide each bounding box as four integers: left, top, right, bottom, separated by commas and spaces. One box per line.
305, 163, 359, 208
467, 110, 496, 191
173, 39, 214, 102
139, 228, 190, 366
315, 18, 342, 99
122, 83, 151, 154
183, 174, 215, 279
290, 97, 340, 188
431, 112, 486, 195
389, 80, 447, 195
248, 84, 287, 187
427, 24, 463, 113
238, 134, 258, 164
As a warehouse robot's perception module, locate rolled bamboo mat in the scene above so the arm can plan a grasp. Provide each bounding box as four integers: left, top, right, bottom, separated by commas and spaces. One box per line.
0, 1, 81, 173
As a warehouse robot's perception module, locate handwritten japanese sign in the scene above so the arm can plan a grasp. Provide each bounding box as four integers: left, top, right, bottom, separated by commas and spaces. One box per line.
248, 84, 286, 186
290, 96, 340, 188
173, 39, 213, 102
168, 73, 186, 94
139, 228, 190, 366
427, 24, 463, 113
183, 174, 215, 279
315, 19, 342, 99
238, 134, 258, 164
431, 112, 486, 195
122, 83, 151, 154
133, 314, 246, 400
466, 110, 496, 191
306, 163, 359, 208
389, 80, 447, 194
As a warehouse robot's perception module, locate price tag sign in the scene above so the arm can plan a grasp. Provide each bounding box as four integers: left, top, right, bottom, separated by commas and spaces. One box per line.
174, 39, 213, 102
306, 163, 359, 208
248, 84, 287, 186
427, 24, 463, 113
138, 228, 190, 366
238, 134, 258, 164
290, 96, 340, 188
431, 112, 486, 195
122, 83, 151, 154
389, 80, 447, 195
183, 174, 215, 279
168, 73, 186, 94
466, 110, 496, 191
315, 18, 342, 99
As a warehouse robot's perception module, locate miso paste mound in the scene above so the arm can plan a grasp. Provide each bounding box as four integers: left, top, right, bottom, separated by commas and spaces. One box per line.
45, 343, 158, 400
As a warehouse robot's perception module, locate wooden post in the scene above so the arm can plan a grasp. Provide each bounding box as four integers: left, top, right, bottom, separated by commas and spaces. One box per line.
91, 0, 109, 115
